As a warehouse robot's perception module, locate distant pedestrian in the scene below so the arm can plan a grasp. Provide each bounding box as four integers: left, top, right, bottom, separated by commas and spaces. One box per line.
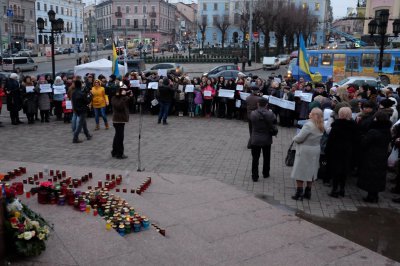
249, 98, 276, 182
241, 55, 247, 72
291, 107, 324, 201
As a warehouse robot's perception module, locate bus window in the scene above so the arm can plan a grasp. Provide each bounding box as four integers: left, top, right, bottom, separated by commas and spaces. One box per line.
361, 54, 375, 67
376, 54, 392, 68
395, 57, 400, 73
321, 54, 332, 66
346, 56, 359, 70
309, 55, 319, 67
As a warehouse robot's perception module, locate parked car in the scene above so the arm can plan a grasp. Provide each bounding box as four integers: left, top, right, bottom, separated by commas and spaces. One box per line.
277, 54, 290, 65
333, 76, 380, 88
262, 57, 280, 70
203, 65, 240, 77
207, 70, 247, 80
144, 63, 183, 75
2, 57, 38, 72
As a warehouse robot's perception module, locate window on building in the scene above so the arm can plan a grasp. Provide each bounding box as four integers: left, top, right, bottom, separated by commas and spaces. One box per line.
321, 54, 332, 66
4, 23, 7, 32
126, 19, 130, 26
309, 55, 319, 67
117, 6, 121, 12
202, 15, 207, 24
214, 3, 218, 10
37, 2, 40, 11
134, 6, 138, 13
394, 57, 400, 73
213, 15, 218, 26
151, 19, 156, 28
44, 18, 47, 27
30, 10, 33, 18
315, 3, 320, 11
213, 32, 217, 41
117, 19, 121, 26
134, 19, 138, 28
143, 6, 146, 13
234, 2, 239, 10
375, 9, 389, 22
224, 2, 229, 11
55, 6, 58, 13
50, 5, 53, 10
143, 19, 147, 27
378, 54, 392, 68
223, 15, 229, 23
151, 5, 155, 13
346, 56, 359, 70
44, 4, 47, 11
126, 6, 129, 13
61, 7, 63, 15
80, 23, 82, 31
234, 13, 240, 24
361, 54, 375, 67
203, 3, 207, 11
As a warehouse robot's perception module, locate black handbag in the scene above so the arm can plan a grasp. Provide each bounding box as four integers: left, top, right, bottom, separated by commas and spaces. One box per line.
285, 141, 296, 166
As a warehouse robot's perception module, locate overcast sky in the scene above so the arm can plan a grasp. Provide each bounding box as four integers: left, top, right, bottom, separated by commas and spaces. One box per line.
331, 0, 358, 18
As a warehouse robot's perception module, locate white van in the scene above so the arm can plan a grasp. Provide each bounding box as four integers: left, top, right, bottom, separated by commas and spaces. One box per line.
2, 57, 38, 72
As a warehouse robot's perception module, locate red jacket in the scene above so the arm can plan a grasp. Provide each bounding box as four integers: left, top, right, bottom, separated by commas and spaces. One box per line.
202, 85, 216, 100
0, 88, 5, 110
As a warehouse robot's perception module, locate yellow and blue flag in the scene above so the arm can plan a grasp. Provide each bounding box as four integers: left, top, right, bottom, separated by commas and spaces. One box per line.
112, 42, 120, 76
299, 34, 322, 83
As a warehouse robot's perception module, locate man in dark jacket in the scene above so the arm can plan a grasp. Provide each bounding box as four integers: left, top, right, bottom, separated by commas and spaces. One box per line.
246, 86, 261, 135
72, 80, 92, 143
5, 73, 23, 125
157, 77, 174, 125
250, 98, 276, 182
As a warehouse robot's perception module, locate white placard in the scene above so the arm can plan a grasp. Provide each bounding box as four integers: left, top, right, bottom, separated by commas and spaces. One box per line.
218, 89, 234, 98
185, 85, 194, 93
148, 82, 159, 90
294, 90, 303, 97
53, 85, 66, 95
240, 92, 250, 101
25, 86, 34, 93
236, 85, 244, 91
139, 84, 147, 90
268, 96, 295, 111
300, 92, 313, 102
39, 84, 52, 93
157, 69, 167, 77
262, 95, 269, 99
178, 85, 184, 91
130, 80, 140, 87
235, 99, 241, 108
204, 90, 212, 97
65, 100, 72, 110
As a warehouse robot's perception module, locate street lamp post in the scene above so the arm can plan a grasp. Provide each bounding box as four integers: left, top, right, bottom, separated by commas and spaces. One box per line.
152, 38, 155, 59
368, 10, 400, 76
37, 10, 64, 81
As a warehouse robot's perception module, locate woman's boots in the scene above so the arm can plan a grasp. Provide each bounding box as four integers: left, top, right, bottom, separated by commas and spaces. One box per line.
303, 187, 311, 200
291, 187, 304, 201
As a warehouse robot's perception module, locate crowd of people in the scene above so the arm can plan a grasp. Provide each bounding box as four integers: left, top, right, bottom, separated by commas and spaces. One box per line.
1, 68, 400, 203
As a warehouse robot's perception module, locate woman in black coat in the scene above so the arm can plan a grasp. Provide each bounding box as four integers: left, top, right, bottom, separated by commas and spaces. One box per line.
5, 73, 23, 125
357, 111, 392, 203
325, 107, 359, 197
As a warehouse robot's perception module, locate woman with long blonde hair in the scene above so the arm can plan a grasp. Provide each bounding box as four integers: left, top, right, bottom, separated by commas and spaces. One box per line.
290, 107, 324, 200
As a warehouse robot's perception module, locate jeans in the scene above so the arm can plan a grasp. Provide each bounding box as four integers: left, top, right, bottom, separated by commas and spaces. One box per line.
158, 101, 170, 122
94, 107, 108, 125
112, 123, 125, 157
71, 113, 79, 132
73, 113, 89, 141
251, 145, 271, 179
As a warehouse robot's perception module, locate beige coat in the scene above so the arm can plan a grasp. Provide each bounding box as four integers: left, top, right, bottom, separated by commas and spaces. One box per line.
290, 120, 323, 182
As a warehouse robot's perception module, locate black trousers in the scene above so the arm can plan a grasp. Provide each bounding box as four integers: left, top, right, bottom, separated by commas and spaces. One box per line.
40, 110, 49, 121
112, 123, 125, 157
332, 174, 347, 192
251, 145, 271, 179
10, 110, 19, 123
54, 101, 63, 119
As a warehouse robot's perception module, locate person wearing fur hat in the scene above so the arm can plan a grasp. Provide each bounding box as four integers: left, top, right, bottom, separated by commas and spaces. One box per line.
5, 73, 23, 125
53, 76, 65, 121
36, 75, 51, 122
91, 79, 109, 130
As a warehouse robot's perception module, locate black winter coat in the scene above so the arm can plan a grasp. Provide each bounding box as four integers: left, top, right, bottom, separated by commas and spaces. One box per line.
72, 87, 91, 115
157, 85, 174, 103
325, 119, 359, 177
357, 120, 391, 193
6, 79, 22, 112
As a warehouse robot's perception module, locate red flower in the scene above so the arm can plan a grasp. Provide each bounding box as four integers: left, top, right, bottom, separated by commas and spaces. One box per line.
5, 187, 16, 199
10, 217, 18, 224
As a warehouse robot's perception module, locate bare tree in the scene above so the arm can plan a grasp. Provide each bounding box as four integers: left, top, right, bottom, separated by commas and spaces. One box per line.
215, 15, 230, 48
294, 6, 319, 47
256, 0, 275, 55
198, 18, 207, 50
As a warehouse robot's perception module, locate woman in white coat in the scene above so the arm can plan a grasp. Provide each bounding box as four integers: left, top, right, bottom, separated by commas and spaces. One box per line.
291, 107, 324, 200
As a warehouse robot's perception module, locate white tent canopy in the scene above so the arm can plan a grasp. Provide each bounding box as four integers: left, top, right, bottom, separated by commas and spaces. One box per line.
74, 58, 125, 78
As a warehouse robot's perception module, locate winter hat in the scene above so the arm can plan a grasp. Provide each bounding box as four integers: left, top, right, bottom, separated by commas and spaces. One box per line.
380, 98, 395, 108
10, 73, 18, 80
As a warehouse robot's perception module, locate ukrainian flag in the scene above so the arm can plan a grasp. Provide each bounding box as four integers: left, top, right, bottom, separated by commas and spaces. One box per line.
299, 34, 322, 83
112, 42, 120, 76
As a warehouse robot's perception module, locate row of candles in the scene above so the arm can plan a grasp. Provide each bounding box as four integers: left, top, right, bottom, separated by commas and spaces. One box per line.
2, 166, 165, 237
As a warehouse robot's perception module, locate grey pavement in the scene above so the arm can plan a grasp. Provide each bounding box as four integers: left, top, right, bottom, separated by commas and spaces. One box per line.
2, 160, 398, 265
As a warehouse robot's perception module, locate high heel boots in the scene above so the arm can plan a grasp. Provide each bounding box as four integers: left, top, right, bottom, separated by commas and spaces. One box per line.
291, 187, 304, 201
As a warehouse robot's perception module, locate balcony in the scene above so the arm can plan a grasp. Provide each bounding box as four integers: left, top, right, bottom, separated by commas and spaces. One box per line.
12, 15, 24, 22
149, 12, 157, 18
115, 11, 122, 17
12, 32, 25, 40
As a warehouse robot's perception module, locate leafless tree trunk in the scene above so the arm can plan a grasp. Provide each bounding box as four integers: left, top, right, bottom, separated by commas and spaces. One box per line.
216, 16, 230, 49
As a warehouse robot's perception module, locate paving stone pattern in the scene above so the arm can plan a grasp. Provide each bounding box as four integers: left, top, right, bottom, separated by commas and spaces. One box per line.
1, 113, 400, 218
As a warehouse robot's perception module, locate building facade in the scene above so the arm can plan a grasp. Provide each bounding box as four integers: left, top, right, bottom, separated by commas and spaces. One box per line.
95, 0, 177, 48
175, 2, 197, 43
36, 0, 85, 47
363, 0, 400, 36
0, 0, 36, 51
83, 4, 96, 47
197, 0, 331, 49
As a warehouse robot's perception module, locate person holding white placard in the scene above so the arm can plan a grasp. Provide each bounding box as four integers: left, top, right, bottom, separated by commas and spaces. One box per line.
37, 76, 51, 123
52, 76, 65, 121
22, 76, 38, 124
202, 79, 216, 118
225, 78, 236, 119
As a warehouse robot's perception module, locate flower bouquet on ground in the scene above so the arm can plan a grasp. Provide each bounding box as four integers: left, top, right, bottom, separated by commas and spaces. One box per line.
3, 184, 52, 258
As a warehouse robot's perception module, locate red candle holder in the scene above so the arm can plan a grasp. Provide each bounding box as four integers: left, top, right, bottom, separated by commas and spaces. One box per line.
56, 170, 60, 175
98, 181, 102, 188
88, 186, 92, 190
35, 181, 40, 185
26, 191, 31, 198
131, 189, 135, 193
111, 174, 115, 180
77, 179, 82, 186
13, 182, 24, 195
88, 172, 93, 179
34, 175, 38, 181
49, 170, 54, 176
52, 176, 57, 182
116, 188, 120, 192
39, 172, 43, 178
106, 174, 110, 180
122, 188, 127, 193
48, 178, 52, 182
62, 170, 66, 177
22, 179, 27, 184
3, 174, 10, 181
14, 169, 21, 176
19, 167, 26, 174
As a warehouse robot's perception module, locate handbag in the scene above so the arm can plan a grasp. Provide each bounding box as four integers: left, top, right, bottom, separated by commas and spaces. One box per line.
285, 141, 296, 166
